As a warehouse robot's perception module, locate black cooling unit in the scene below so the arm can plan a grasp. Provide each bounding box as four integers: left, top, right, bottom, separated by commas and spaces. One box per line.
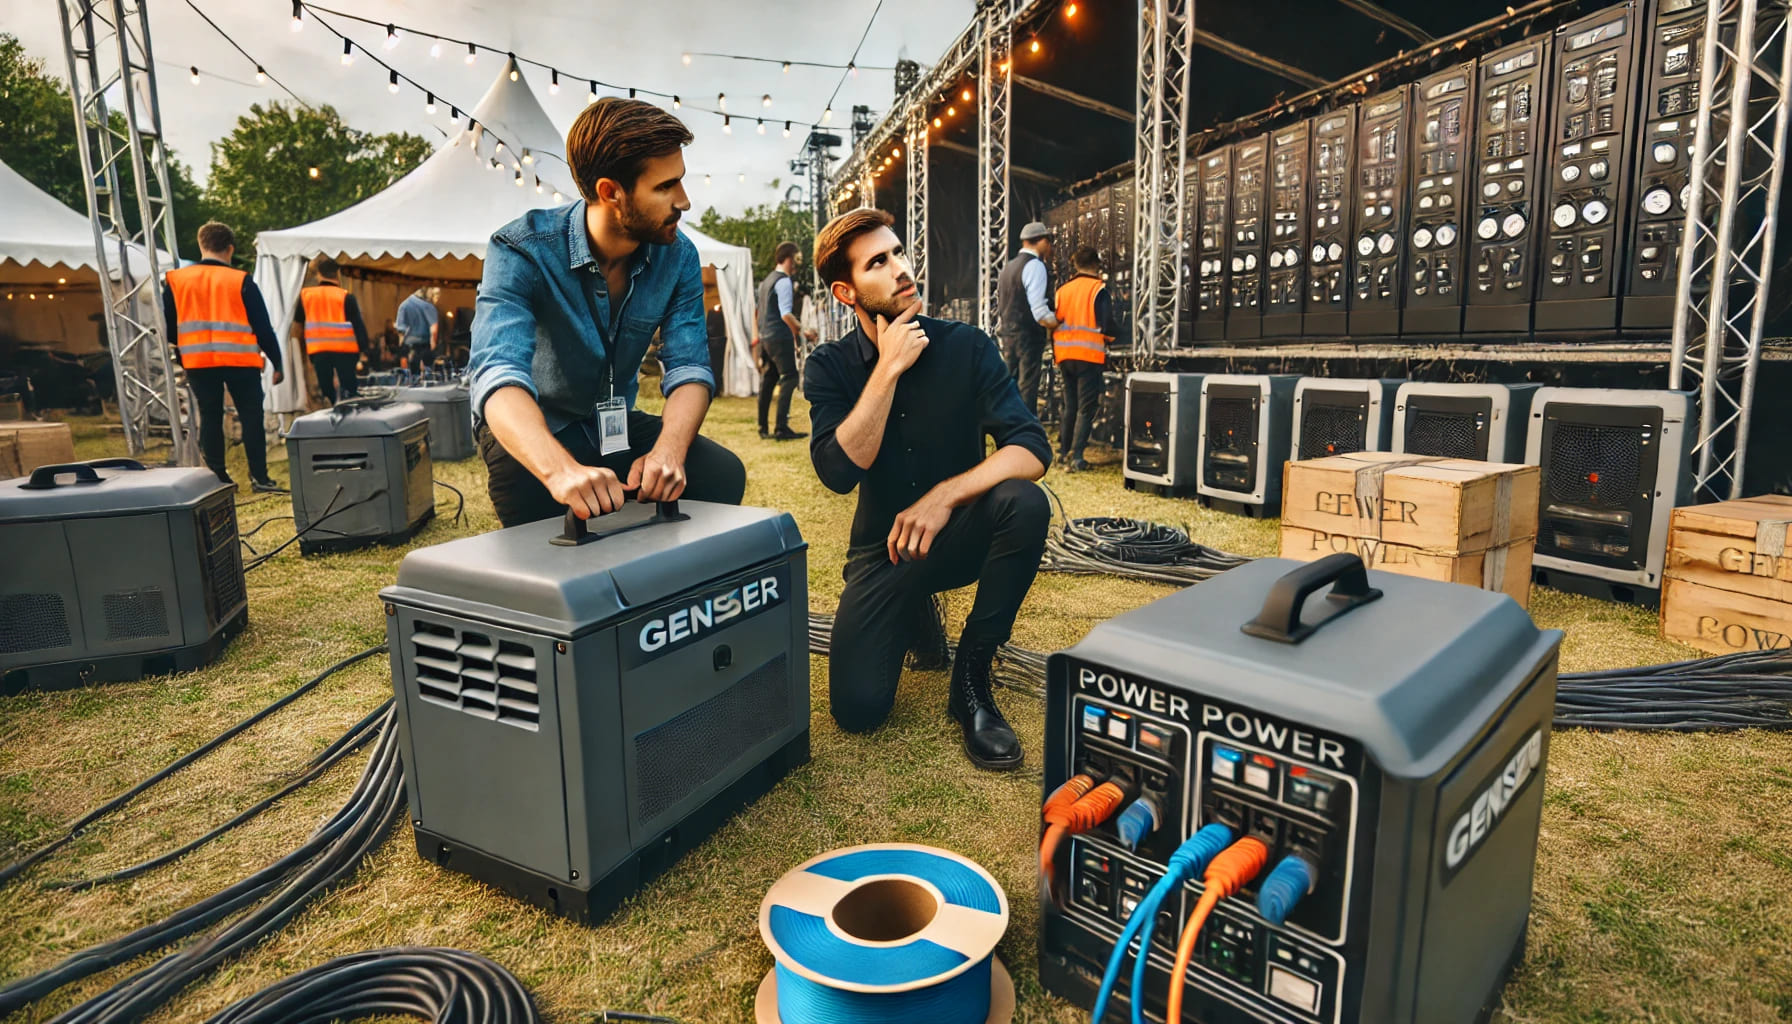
0, 459, 247, 691
286, 398, 435, 554
1291, 378, 1401, 461
1393, 382, 1540, 462
382, 500, 809, 923
1196, 374, 1299, 517
1124, 372, 1205, 492
1525, 387, 1695, 605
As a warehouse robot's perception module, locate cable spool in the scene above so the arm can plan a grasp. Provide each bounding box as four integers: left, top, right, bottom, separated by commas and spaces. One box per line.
756, 844, 1014, 1024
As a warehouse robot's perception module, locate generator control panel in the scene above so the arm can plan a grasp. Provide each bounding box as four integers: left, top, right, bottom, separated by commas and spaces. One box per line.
1306, 110, 1356, 336
1230, 136, 1270, 340
1467, 34, 1552, 333
1264, 122, 1312, 337
1623, 0, 1707, 328
1349, 88, 1410, 336
1404, 63, 1477, 336
1195, 146, 1234, 342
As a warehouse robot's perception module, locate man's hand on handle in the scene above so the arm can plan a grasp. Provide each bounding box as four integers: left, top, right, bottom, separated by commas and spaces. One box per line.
628, 446, 688, 503
545, 463, 626, 519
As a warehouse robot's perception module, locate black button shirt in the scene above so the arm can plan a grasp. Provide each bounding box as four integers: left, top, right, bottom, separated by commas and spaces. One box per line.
803, 315, 1052, 552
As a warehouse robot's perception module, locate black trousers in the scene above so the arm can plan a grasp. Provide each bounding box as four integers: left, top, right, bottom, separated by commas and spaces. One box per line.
1057, 360, 1104, 460
187, 366, 268, 482
757, 335, 799, 431
1001, 333, 1047, 416
828, 479, 1050, 733
403, 341, 430, 374
477, 410, 747, 528
310, 352, 359, 404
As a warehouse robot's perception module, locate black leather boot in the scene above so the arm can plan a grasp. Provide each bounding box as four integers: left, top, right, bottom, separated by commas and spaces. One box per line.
947, 641, 1023, 771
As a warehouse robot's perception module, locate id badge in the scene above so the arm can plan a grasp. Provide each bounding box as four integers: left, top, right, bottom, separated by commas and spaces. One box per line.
596, 398, 629, 456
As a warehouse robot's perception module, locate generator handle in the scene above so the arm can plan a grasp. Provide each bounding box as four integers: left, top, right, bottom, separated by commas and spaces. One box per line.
17, 457, 143, 490
1241, 554, 1383, 645
551, 499, 690, 546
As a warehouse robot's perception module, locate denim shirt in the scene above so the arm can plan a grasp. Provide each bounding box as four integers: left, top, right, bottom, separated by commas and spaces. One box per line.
468, 201, 716, 433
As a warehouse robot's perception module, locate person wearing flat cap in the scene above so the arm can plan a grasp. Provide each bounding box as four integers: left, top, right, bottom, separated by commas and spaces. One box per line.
995, 221, 1059, 417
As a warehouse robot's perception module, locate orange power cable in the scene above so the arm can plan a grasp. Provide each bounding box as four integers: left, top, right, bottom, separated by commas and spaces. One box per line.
1039, 779, 1126, 880
1166, 837, 1269, 1024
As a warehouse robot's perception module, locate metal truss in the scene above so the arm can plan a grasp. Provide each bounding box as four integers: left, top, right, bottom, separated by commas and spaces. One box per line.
977, 7, 1014, 333
1670, 0, 1791, 499
1133, 0, 1195, 361
57, 0, 194, 462
833, 20, 985, 192
905, 110, 931, 309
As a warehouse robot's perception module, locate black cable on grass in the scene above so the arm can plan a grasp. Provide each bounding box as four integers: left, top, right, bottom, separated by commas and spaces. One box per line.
1037, 486, 1252, 587
0, 644, 388, 889
202, 947, 542, 1024
433, 478, 466, 524
243, 488, 388, 573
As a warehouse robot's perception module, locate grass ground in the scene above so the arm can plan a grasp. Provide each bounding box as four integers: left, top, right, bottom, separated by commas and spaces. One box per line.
1, 394, 1789, 1024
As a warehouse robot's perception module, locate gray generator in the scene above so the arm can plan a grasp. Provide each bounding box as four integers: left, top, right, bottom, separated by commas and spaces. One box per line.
1196, 374, 1299, 517
0, 459, 247, 691
1041, 555, 1562, 1023
1290, 378, 1402, 461
394, 382, 475, 461
1124, 373, 1205, 493
381, 499, 810, 923
1393, 382, 1540, 463
286, 400, 434, 555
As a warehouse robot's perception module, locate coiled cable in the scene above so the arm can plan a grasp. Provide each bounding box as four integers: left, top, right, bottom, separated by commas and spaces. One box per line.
201, 946, 541, 1024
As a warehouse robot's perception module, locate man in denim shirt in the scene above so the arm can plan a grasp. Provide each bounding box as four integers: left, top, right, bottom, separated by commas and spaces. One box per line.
469, 98, 746, 527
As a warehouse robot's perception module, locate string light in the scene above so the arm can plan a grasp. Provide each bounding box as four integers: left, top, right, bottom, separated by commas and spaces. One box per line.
509, 57, 519, 81
823, 106, 833, 122
589, 81, 598, 103
189, 66, 201, 85
933, 116, 942, 127
290, 1, 302, 32
947, 105, 957, 116
426, 92, 436, 114
628, 87, 636, 98
535, 176, 543, 193
522, 148, 533, 164
704, 174, 712, 186
757, 118, 765, 134
553, 190, 563, 202
717, 92, 726, 110
848, 61, 857, 77
495, 141, 505, 154
762, 93, 772, 108
308, 166, 320, 178
383, 23, 399, 49
783, 120, 792, 137
961, 87, 972, 101
465, 42, 477, 64
514, 170, 524, 186
682, 52, 692, 65
738, 172, 746, 183
722, 115, 732, 134
341, 38, 353, 64
893, 146, 901, 158
450, 105, 460, 123
429, 40, 442, 58
388, 70, 400, 93
550, 69, 559, 94
782, 61, 791, 73
255, 65, 267, 84
1066, 1, 1078, 14
1029, 39, 1040, 53
673, 95, 681, 109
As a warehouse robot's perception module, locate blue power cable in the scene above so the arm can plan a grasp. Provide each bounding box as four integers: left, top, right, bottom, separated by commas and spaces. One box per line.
1088, 824, 1234, 1024
1115, 797, 1160, 851
1257, 854, 1316, 926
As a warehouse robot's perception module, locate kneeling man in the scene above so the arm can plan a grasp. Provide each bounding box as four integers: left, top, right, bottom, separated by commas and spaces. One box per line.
802, 209, 1052, 771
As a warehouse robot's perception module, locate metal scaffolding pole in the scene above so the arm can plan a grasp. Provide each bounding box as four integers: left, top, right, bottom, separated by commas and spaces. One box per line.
1133, 0, 1196, 360
57, 0, 195, 463
977, 5, 1014, 334
905, 110, 931, 309
1669, 0, 1791, 499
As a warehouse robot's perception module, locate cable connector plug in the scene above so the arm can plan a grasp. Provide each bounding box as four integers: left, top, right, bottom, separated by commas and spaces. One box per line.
1257, 853, 1317, 926
1115, 795, 1160, 851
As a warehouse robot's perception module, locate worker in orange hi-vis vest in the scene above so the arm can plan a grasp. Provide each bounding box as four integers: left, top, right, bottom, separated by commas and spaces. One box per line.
1051, 245, 1116, 472
293, 254, 370, 405
161, 221, 286, 492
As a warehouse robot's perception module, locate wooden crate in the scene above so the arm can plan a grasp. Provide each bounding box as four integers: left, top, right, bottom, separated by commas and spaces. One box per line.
0, 421, 75, 479
1279, 525, 1534, 608
1281, 452, 1538, 552
1660, 495, 1792, 652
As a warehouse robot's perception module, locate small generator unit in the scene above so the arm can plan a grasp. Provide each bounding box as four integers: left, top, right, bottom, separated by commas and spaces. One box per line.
381, 500, 809, 923
1289, 378, 1401, 461
1525, 387, 1696, 606
393, 382, 475, 461
286, 399, 434, 555
0, 459, 247, 691
1393, 382, 1540, 463
1041, 555, 1562, 1024
1124, 373, 1205, 493
1196, 374, 1299, 517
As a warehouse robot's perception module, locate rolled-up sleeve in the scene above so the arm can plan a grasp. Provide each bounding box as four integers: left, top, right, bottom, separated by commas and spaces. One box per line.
468, 235, 543, 422
1022, 259, 1052, 322
802, 349, 866, 495
775, 276, 794, 317
972, 328, 1052, 467
657, 242, 718, 398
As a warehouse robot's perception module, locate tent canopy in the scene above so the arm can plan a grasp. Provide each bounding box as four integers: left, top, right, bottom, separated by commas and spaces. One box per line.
254, 58, 761, 411
0, 154, 161, 285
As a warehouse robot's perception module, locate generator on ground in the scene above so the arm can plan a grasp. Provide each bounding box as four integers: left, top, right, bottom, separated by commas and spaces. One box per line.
286, 399, 434, 555
1290, 378, 1401, 461
394, 382, 475, 461
0, 459, 247, 691
1125, 373, 1205, 494
1040, 554, 1562, 1024
1393, 382, 1540, 462
1525, 386, 1696, 606
381, 499, 809, 923
1197, 375, 1298, 517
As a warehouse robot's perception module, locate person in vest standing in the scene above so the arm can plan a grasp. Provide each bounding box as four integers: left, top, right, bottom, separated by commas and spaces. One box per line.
755, 241, 817, 440
161, 221, 284, 491
293, 256, 370, 405
1052, 246, 1115, 472
397, 286, 440, 376
994, 221, 1059, 417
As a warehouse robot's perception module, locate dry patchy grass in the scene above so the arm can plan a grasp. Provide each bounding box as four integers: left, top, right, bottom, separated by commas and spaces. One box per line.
1, 394, 1789, 1023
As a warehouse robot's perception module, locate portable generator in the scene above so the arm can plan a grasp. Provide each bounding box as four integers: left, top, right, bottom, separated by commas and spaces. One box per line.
1124, 373, 1205, 494
1393, 382, 1540, 463
1525, 386, 1696, 606
0, 458, 247, 691
381, 499, 809, 923
1040, 554, 1562, 1024
285, 399, 434, 555
1289, 378, 1402, 461
393, 382, 475, 461
1196, 374, 1299, 517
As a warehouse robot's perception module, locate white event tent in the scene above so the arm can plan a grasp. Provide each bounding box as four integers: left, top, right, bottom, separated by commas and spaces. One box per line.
253, 59, 759, 415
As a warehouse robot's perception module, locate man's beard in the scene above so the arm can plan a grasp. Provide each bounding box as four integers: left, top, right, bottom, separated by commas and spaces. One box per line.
619, 196, 680, 245
857, 279, 919, 320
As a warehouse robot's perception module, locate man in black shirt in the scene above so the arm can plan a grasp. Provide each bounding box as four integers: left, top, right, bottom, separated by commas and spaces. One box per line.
803, 208, 1052, 771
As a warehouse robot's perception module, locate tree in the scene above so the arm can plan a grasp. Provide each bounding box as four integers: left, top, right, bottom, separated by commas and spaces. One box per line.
0, 33, 211, 261
205, 102, 431, 262
696, 186, 815, 286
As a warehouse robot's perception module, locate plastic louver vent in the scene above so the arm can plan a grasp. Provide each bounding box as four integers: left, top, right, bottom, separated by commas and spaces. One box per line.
411, 620, 541, 731
198, 498, 246, 626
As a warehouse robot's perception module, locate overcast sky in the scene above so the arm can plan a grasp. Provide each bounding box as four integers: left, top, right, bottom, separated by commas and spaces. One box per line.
2, 0, 971, 216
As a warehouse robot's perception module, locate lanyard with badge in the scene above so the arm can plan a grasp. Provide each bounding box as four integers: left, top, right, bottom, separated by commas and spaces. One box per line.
594, 362, 628, 455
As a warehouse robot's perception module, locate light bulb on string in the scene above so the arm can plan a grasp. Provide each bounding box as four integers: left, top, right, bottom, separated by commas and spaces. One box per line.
782, 61, 791, 73
466, 42, 477, 64
522, 149, 533, 164
762, 94, 772, 108
757, 118, 765, 134
673, 95, 681, 109
515, 170, 524, 186
933, 116, 942, 127
495, 141, 505, 154
188, 66, 200, 85
388, 70, 400, 94
823, 106, 833, 122
589, 81, 599, 104
738, 173, 746, 183
1029, 39, 1040, 54
255, 65, 266, 84
450, 106, 460, 123
341, 38, 353, 65
509, 57, 519, 82
848, 61, 857, 77
783, 120, 792, 138
1066, 1, 1078, 14
682, 53, 692, 65
722, 115, 732, 134
426, 93, 436, 114
893, 146, 901, 158
704, 174, 712, 186
947, 105, 957, 116
717, 92, 726, 110
308, 166, 320, 178
550, 69, 559, 94
290, 0, 302, 32
383, 24, 398, 49
961, 88, 972, 101
429, 40, 442, 58
535, 176, 543, 194
552, 190, 563, 202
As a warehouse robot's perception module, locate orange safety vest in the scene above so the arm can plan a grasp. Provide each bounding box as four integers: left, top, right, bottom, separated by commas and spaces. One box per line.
165, 263, 263, 370
300, 283, 359, 356
1053, 275, 1112, 365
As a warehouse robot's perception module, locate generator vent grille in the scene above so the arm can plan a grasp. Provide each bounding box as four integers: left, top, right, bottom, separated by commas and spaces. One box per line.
1545, 422, 1644, 510
411, 621, 540, 731
0, 594, 72, 655
1406, 408, 1485, 460
103, 587, 170, 641
634, 652, 791, 825
1203, 395, 1257, 491
1298, 400, 1370, 459
198, 498, 246, 624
